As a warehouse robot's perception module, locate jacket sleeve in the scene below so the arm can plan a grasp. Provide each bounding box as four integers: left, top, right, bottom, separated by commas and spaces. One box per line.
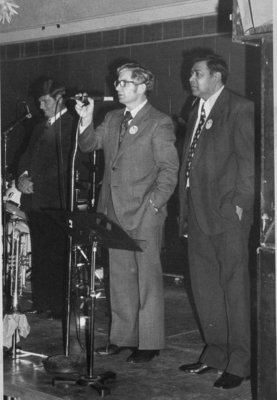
150, 115, 179, 209
78, 113, 111, 153
17, 125, 41, 177
232, 100, 255, 211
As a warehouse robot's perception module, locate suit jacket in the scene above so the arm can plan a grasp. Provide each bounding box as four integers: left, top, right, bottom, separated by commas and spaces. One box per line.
18, 112, 76, 212
78, 102, 179, 231
179, 88, 255, 236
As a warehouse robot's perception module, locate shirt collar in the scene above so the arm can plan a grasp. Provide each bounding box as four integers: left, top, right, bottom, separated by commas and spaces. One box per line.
125, 99, 148, 119
47, 107, 68, 126
201, 86, 225, 117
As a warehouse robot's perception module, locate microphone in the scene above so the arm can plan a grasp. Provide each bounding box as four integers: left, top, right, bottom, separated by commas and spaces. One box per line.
69, 95, 114, 105
22, 101, 32, 118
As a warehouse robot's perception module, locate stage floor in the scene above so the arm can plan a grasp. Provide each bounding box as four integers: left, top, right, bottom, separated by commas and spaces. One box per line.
4, 273, 253, 400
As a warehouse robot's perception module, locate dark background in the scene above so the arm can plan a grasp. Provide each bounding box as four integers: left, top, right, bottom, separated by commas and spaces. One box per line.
1, 10, 261, 275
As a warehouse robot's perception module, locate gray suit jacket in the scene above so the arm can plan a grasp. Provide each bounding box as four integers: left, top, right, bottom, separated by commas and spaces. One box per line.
79, 102, 179, 230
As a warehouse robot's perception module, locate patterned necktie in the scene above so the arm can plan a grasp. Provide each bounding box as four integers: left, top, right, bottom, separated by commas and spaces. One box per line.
185, 104, 206, 180
119, 111, 132, 145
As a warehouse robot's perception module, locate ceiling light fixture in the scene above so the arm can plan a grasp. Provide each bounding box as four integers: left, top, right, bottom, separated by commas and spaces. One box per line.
0, 0, 19, 24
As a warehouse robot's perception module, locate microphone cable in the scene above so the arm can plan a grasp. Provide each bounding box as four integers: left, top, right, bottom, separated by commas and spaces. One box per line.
54, 99, 67, 210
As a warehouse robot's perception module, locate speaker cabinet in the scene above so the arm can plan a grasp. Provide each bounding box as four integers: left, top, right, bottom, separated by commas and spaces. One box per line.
257, 248, 276, 399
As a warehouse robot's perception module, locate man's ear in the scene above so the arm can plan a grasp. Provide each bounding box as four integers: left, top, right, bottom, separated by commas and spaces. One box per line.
138, 82, 147, 95
55, 93, 63, 102
213, 71, 222, 84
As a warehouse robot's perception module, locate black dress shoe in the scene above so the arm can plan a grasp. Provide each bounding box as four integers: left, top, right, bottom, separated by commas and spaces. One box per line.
179, 362, 216, 374
126, 349, 159, 363
214, 371, 250, 389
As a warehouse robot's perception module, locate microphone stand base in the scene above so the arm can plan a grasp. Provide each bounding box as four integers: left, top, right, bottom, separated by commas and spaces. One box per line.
52, 371, 116, 397
43, 354, 86, 374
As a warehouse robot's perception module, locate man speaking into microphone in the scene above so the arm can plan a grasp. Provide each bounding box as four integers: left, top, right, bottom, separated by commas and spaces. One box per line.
75, 62, 179, 363
17, 77, 77, 318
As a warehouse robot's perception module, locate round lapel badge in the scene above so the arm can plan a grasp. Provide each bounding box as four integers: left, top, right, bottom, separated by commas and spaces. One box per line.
129, 125, 138, 135
206, 119, 213, 130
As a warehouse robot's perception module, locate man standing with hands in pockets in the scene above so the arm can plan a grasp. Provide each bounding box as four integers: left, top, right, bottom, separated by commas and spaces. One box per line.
178, 53, 255, 389
75, 63, 179, 363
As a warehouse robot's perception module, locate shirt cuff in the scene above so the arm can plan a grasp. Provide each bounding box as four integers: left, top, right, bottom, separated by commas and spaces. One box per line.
78, 118, 92, 134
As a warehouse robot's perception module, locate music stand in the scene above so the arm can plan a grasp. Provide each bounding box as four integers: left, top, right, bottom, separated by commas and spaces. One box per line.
43, 210, 142, 396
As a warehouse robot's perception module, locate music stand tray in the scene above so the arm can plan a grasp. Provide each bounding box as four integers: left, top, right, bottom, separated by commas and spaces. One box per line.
43, 210, 142, 396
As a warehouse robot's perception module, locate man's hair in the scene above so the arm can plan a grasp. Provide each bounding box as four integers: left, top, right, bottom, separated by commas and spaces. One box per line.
192, 53, 228, 84
39, 78, 66, 99
117, 63, 155, 92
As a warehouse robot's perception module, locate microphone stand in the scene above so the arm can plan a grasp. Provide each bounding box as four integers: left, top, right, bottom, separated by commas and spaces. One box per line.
43, 120, 85, 374
90, 150, 98, 211
44, 119, 118, 396
64, 120, 79, 356
2, 112, 32, 136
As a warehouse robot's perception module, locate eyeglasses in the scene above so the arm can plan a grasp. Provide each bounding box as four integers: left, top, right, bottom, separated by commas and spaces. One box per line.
114, 79, 143, 88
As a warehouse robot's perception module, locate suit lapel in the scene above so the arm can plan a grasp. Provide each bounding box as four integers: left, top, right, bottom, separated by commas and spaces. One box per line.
205, 88, 229, 123
115, 102, 152, 156
181, 102, 199, 165
111, 110, 125, 162
191, 88, 229, 163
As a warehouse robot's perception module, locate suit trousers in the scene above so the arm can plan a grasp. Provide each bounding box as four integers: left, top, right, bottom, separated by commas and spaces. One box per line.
28, 211, 68, 316
107, 197, 166, 349
187, 190, 251, 377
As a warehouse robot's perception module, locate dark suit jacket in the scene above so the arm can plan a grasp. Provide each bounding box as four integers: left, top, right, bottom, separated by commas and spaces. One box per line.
179, 88, 255, 236
18, 112, 76, 212
78, 102, 179, 231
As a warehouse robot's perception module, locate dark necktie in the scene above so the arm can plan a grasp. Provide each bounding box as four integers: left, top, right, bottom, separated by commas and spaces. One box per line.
185, 104, 206, 180
119, 111, 132, 145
